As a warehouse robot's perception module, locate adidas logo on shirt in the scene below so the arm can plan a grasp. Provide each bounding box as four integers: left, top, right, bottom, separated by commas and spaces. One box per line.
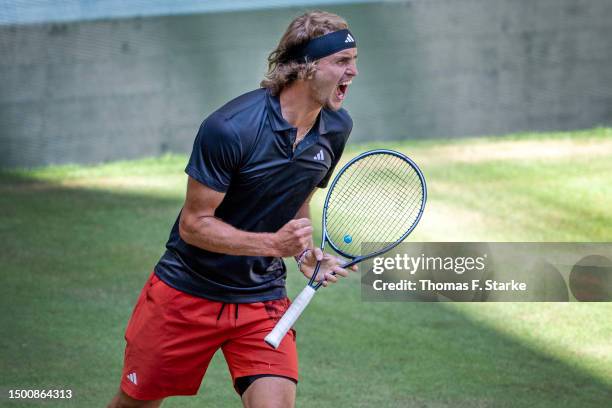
127, 372, 138, 385
345, 33, 355, 43
314, 149, 325, 161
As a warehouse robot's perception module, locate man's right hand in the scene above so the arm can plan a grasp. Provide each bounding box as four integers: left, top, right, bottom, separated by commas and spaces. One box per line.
272, 218, 313, 257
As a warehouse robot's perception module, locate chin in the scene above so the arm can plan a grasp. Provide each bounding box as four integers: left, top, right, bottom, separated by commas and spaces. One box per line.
325, 99, 343, 112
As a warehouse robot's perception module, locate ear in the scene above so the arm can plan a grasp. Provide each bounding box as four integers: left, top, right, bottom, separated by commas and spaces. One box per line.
304, 63, 317, 80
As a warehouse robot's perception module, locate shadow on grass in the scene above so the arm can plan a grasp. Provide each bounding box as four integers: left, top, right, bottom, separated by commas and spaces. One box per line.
0, 172, 610, 407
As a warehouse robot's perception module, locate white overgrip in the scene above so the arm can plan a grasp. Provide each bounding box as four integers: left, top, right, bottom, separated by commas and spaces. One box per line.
264, 285, 317, 349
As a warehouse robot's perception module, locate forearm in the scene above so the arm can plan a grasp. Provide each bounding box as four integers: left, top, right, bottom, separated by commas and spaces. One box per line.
179, 215, 280, 257
294, 201, 315, 250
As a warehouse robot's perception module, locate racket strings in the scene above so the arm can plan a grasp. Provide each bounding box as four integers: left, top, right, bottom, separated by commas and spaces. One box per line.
325, 153, 425, 257
339, 171, 421, 238
329, 184, 421, 249
352, 177, 422, 242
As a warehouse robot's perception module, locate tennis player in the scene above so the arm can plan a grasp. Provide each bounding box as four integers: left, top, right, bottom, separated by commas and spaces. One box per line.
107, 10, 358, 408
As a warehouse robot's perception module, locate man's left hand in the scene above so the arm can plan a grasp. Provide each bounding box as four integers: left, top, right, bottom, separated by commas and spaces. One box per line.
298, 248, 358, 287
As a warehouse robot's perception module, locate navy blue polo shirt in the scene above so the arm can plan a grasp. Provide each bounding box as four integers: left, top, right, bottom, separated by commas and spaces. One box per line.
154, 88, 353, 303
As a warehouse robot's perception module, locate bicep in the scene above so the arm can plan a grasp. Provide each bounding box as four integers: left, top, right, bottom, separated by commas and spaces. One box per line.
303, 189, 316, 205
295, 189, 316, 218
180, 176, 226, 228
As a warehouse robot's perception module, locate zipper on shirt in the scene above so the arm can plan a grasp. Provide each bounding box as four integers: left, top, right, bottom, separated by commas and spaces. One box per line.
289, 128, 315, 160
292, 129, 319, 161
287, 129, 296, 159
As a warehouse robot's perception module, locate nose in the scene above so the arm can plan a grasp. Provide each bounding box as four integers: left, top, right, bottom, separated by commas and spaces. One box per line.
347, 60, 359, 78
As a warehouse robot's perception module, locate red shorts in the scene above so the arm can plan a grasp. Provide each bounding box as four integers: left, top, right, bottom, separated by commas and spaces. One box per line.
120, 272, 298, 400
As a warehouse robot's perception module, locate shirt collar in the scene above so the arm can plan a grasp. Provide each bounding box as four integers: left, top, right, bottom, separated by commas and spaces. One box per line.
265, 88, 328, 135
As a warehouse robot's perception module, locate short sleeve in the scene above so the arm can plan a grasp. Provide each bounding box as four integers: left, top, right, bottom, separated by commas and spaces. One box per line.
317, 145, 345, 188
317, 115, 353, 188
185, 113, 242, 192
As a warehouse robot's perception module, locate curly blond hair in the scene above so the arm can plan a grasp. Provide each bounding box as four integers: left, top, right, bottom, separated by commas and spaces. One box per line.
260, 11, 349, 95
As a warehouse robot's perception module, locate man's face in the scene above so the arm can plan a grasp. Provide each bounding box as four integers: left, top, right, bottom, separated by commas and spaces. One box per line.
309, 48, 358, 111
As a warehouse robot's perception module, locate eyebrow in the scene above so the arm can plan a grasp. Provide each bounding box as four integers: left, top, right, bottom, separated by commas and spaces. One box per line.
337, 54, 358, 61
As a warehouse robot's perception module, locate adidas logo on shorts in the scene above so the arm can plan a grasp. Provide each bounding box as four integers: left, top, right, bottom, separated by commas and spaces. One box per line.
127, 372, 138, 385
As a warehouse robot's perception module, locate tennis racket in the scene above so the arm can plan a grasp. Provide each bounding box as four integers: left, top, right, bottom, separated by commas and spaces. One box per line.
265, 149, 427, 348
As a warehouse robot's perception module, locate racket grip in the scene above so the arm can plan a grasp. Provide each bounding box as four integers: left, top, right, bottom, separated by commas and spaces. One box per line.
264, 285, 317, 349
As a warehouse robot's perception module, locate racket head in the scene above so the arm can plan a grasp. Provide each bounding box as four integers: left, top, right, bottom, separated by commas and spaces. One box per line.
322, 149, 427, 260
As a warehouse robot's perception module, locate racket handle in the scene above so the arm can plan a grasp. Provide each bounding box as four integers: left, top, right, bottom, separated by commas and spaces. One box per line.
264, 285, 317, 349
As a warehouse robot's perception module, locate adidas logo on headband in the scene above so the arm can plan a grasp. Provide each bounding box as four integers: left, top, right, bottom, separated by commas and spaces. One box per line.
285, 29, 357, 62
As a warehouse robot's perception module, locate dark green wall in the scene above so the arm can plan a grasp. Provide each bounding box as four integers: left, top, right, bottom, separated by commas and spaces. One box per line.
1, 0, 612, 167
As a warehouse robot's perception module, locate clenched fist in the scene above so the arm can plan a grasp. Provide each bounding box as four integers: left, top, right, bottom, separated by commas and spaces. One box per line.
272, 218, 313, 257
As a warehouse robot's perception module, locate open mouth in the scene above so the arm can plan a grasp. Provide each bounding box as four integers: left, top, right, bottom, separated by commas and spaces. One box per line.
335, 79, 352, 100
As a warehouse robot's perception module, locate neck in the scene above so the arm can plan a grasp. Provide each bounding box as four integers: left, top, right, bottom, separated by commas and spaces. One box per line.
278, 81, 322, 129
